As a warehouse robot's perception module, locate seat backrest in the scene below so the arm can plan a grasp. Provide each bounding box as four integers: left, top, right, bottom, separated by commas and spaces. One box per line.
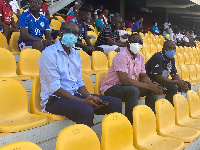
101, 112, 135, 150
177, 53, 184, 65
13, 14, 18, 23
55, 16, 65, 22
77, 50, 92, 71
56, 124, 101, 150
144, 52, 153, 63
173, 94, 190, 123
92, 51, 108, 70
180, 65, 190, 81
0, 78, 28, 121
50, 19, 62, 30
187, 90, 200, 117
108, 51, 117, 68
9, 32, 20, 53
0, 141, 42, 150
17, 48, 41, 76
82, 73, 94, 94
189, 54, 196, 65
0, 33, 8, 49
142, 43, 150, 53
184, 53, 191, 65
155, 99, 175, 133
94, 71, 107, 94
196, 64, 200, 78
150, 44, 157, 54
157, 44, 163, 52
133, 105, 157, 146
30, 76, 43, 114
188, 65, 197, 80
0, 48, 17, 77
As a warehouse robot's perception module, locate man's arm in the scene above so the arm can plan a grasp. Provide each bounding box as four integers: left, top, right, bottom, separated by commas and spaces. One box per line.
83, 35, 92, 46
10, 18, 18, 29
106, 38, 127, 47
20, 27, 41, 41
0, 16, 8, 26
44, 30, 53, 40
139, 73, 152, 84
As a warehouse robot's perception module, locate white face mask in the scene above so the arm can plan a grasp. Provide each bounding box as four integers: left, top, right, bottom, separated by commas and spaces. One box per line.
129, 43, 142, 54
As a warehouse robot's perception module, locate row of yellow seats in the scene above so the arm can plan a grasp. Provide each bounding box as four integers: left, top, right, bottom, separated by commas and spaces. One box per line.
143, 37, 165, 46
0, 48, 40, 80
142, 43, 163, 54
176, 64, 200, 86
175, 53, 200, 66
6, 90, 200, 150
176, 46, 200, 54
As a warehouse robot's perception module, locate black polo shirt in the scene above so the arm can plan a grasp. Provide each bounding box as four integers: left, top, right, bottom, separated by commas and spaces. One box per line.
145, 51, 177, 82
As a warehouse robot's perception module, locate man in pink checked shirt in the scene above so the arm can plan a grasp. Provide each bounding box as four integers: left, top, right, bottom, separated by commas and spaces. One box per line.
100, 34, 164, 124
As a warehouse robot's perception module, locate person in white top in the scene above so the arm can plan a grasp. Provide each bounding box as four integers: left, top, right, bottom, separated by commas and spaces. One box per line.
94, 5, 103, 20
102, 9, 109, 25
118, 22, 129, 42
9, 0, 20, 18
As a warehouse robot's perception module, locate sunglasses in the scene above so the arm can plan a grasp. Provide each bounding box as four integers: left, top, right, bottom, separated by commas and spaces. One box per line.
63, 28, 79, 36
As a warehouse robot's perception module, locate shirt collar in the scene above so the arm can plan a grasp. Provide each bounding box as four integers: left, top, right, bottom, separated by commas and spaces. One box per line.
55, 40, 76, 56
161, 51, 171, 62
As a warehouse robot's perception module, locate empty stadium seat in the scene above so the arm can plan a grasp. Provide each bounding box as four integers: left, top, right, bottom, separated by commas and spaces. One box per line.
155, 99, 200, 142
13, 14, 18, 23
188, 65, 200, 84
9, 32, 20, 54
30, 76, 66, 121
56, 124, 101, 150
17, 48, 41, 79
181, 65, 197, 85
0, 141, 42, 150
55, 16, 65, 22
108, 51, 117, 68
183, 53, 190, 65
150, 44, 158, 54
187, 90, 200, 119
133, 105, 185, 150
196, 64, 200, 79
94, 71, 107, 95
0, 48, 31, 80
177, 53, 184, 66
50, 19, 62, 30
82, 73, 94, 94
91, 51, 108, 71
173, 94, 200, 130
157, 44, 163, 52
189, 54, 196, 65
0, 33, 8, 49
142, 43, 151, 54
176, 66, 181, 79
0, 78, 48, 132
77, 50, 97, 75
101, 112, 137, 150
144, 52, 153, 63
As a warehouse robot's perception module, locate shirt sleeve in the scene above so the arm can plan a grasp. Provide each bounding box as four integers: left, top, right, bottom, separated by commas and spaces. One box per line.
112, 53, 129, 73
104, 26, 112, 38
140, 54, 146, 73
95, 20, 102, 28
18, 13, 28, 28
170, 58, 177, 75
44, 17, 50, 30
135, 21, 139, 27
38, 49, 61, 93
150, 55, 163, 75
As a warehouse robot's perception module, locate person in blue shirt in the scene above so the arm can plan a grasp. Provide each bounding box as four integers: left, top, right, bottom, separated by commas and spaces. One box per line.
95, 10, 103, 32
18, 0, 53, 51
38, 21, 122, 127
132, 18, 143, 32
151, 22, 159, 35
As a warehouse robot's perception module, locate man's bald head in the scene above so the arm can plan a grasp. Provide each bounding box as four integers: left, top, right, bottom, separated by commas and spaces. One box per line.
60, 21, 79, 31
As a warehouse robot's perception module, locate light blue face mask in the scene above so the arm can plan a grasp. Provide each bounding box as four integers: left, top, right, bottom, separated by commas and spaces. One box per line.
165, 50, 175, 58
61, 33, 77, 47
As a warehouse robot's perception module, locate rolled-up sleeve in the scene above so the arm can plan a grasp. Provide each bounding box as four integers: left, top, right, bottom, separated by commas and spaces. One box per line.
38, 50, 61, 93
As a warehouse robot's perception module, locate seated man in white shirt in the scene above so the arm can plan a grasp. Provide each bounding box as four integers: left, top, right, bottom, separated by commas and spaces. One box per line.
38, 21, 122, 127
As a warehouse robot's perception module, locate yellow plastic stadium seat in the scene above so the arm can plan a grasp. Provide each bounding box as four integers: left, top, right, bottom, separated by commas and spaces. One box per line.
0, 33, 8, 49
177, 53, 184, 66
92, 51, 108, 71
20, 9, 24, 13
196, 64, 200, 79
147, 38, 153, 44
174, 55, 178, 66
90, 38, 96, 46
87, 31, 98, 39
88, 24, 95, 31
157, 44, 163, 52
56, 124, 101, 150
142, 43, 151, 53
180, 65, 197, 85
188, 65, 200, 84
94, 27, 98, 35
30, 76, 66, 121
144, 52, 153, 63
176, 66, 181, 79
55, 16, 65, 22
142, 37, 147, 44
108, 51, 117, 68
126, 28, 132, 32
0, 78, 48, 132
77, 50, 97, 75
0, 141, 42, 150
0, 48, 31, 80
82, 73, 94, 94
13, 14, 18, 23
155, 99, 200, 142
194, 54, 199, 64
50, 19, 62, 30
133, 105, 185, 150
127, 31, 132, 35
176, 46, 181, 54
183, 53, 190, 65
187, 90, 200, 119
9, 32, 20, 54
94, 71, 107, 95
101, 112, 137, 150
153, 38, 159, 45
189, 54, 196, 65
173, 94, 200, 130
150, 44, 158, 54
17, 48, 41, 79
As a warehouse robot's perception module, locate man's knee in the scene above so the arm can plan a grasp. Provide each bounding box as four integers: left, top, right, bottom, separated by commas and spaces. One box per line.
162, 82, 177, 94
184, 81, 191, 90
125, 86, 140, 96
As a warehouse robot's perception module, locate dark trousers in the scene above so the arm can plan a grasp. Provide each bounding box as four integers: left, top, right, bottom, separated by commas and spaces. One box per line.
159, 81, 191, 105
104, 84, 158, 124
45, 94, 122, 127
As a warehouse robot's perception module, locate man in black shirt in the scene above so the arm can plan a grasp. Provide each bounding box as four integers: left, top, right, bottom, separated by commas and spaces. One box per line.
145, 40, 191, 104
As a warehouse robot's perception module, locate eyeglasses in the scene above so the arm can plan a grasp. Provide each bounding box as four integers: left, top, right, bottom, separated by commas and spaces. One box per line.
63, 28, 79, 36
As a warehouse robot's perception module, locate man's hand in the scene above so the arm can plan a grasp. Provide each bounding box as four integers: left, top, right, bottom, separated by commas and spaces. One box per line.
42, 40, 54, 47
87, 46, 95, 53
177, 81, 189, 93
148, 83, 165, 95
84, 96, 103, 110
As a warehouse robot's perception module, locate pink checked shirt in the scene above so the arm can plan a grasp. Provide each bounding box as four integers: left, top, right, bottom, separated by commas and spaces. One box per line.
100, 47, 146, 94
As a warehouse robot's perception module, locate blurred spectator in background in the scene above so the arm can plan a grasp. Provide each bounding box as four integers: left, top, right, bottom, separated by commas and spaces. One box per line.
126, 16, 135, 28
66, 4, 80, 21
94, 5, 103, 20
95, 10, 104, 32
67, 0, 82, 16
132, 18, 143, 32
151, 22, 159, 35
118, 22, 129, 42
9, 0, 20, 18
102, 9, 109, 25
